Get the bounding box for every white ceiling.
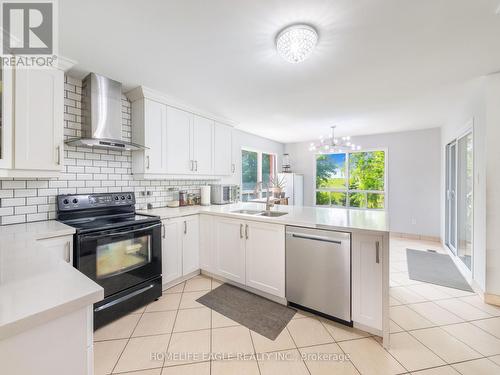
[60,0,500,143]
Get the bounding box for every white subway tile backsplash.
[3,215,26,224]
[0,190,14,198]
[0,207,14,216]
[15,205,37,215]
[26,181,49,189]
[14,189,37,198]
[0,76,218,225]
[2,198,26,207]
[2,181,26,189]
[48,180,68,188]
[27,197,48,205]
[27,213,48,222]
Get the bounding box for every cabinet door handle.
[146,155,150,169]
[240,223,243,239]
[65,241,71,263]
[184,220,187,234]
[162,223,166,239]
[56,145,61,165]
[245,224,249,240]
[189,160,193,171]
[375,241,380,264]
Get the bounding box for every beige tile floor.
[94,236,500,375]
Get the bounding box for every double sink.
[230,209,288,218]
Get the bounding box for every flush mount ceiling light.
[309,126,361,153]
[276,24,318,63]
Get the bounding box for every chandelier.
[309,126,361,153]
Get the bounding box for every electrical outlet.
[411,217,417,225]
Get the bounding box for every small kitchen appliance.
[210,184,240,205]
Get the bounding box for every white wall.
[221,129,284,186]
[285,128,442,237]
[485,74,500,296]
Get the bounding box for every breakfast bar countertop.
[140,202,390,233]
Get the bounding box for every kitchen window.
[315,150,386,210]
[241,149,277,201]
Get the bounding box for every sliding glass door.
[457,133,473,269]
[445,131,473,270]
[445,142,457,254]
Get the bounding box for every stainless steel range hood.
[66,73,146,151]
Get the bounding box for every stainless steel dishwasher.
[286,226,352,325]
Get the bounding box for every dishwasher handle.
[287,232,342,245]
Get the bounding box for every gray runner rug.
[406,249,473,292]
[196,283,296,340]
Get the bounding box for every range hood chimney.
[66,73,146,151]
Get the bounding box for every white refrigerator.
[278,173,304,206]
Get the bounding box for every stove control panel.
[57,192,136,211]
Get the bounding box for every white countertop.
[140,203,390,233]
[0,219,76,241]
[0,222,103,339]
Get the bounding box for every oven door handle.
[81,223,161,240]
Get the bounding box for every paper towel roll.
[200,186,211,206]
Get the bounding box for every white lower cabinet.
[0,306,93,375]
[214,216,246,284]
[199,214,214,273]
[161,219,183,284]
[245,221,285,297]
[352,233,383,331]
[182,215,200,275]
[161,215,200,285]
[211,216,285,298]
[37,235,73,264]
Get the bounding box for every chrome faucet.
[265,187,275,212]
[254,181,274,212]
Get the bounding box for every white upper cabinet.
[131,98,167,175]
[14,68,64,171]
[127,86,233,178]
[192,115,213,175]
[213,122,233,175]
[0,66,65,178]
[166,106,192,174]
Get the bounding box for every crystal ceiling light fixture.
[309,126,362,153]
[276,24,318,63]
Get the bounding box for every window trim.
[313,147,388,211]
[241,147,277,200]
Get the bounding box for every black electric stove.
[57,192,162,329]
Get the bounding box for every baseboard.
[484,293,500,307]
[162,270,201,291]
[201,269,287,305]
[390,232,441,242]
